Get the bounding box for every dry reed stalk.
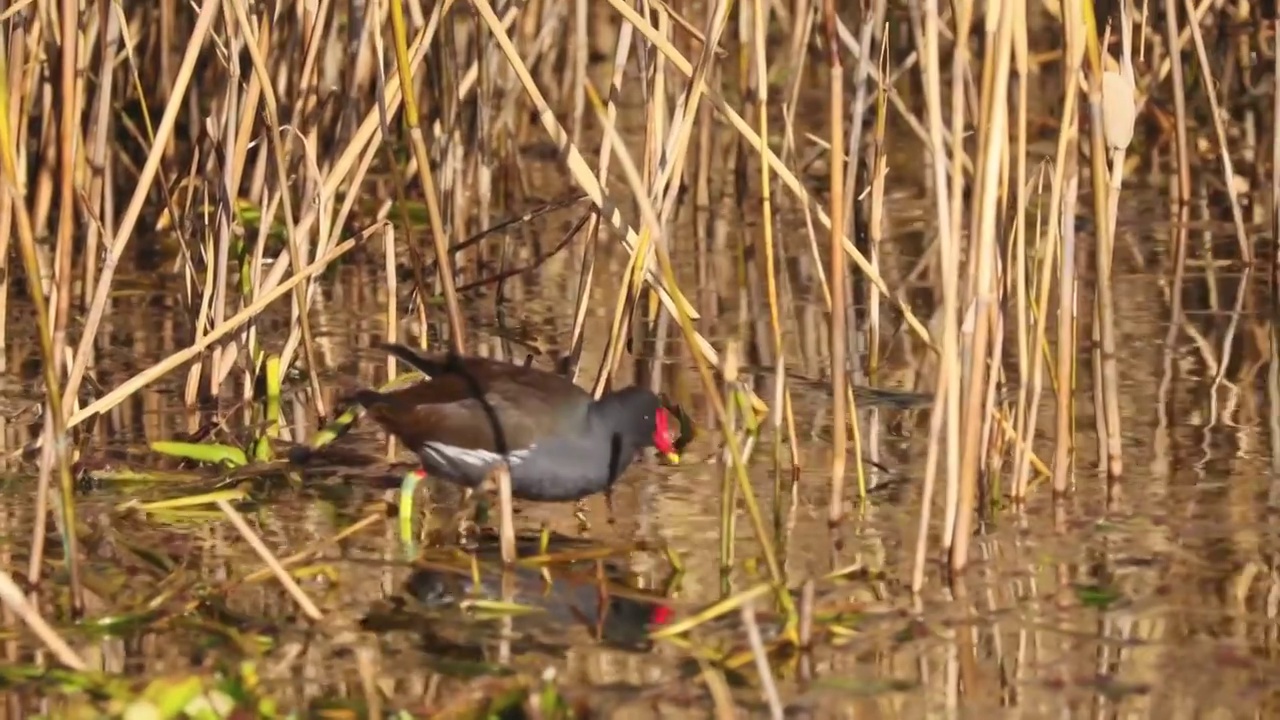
[215,499,323,621]
[0,19,25,369]
[60,0,221,419]
[829,19,977,176]
[0,570,86,670]
[1013,167,1054,500]
[1010,0,1033,500]
[583,76,795,626]
[750,0,800,478]
[254,7,434,308]
[741,600,784,719]
[908,0,957,591]
[834,8,875,508]
[601,0,933,347]
[1159,0,1192,413]
[52,0,76,394]
[0,35,82,611]
[355,644,383,720]
[68,233,365,430]
[1045,1,1086,498]
[1176,2,1253,415]
[720,342,741,572]
[210,57,237,405]
[1274,16,1280,320]
[698,658,739,720]
[950,0,1015,572]
[864,33,891,477]
[780,0,814,166]
[1178,0,1252,267]
[228,0,330,419]
[384,224,399,461]
[822,0,848,526]
[472,0,725,359]
[388,0,467,355]
[591,3,673,398]
[1080,0,1123,481]
[646,5,728,233]
[494,463,516,564]
[1055,171,1079,497]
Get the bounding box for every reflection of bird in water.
[404,562,671,652]
[367,536,675,653]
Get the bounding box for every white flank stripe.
[420,442,533,469]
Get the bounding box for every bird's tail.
[351,388,388,409]
[378,342,457,377]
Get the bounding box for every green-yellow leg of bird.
[455,489,481,546]
[539,524,551,554]
[574,499,590,535]
[399,468,426,557]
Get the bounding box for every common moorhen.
[399,552,674,651]
[354,343,681,503]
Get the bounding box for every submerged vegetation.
[0,0,1277,716]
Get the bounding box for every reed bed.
[0,0,1276,715]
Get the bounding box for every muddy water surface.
[2,179,1278,719]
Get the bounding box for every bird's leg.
[604,488,617,524]
[398,469,428,548]
[452,488,479,546]
[573,499,591,535]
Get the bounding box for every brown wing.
[362,354,591,453]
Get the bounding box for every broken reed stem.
[389,0,467,354]
[216,499,323,621]
[494,464,517,564]
[239,513,383,585]
[741,601,784,720]
[822,0,849,527]
[0,570,86,670]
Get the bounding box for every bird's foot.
[398,468,428,555]
[605,489,617,525]
[455,515,479,547]
[574,499,591,535]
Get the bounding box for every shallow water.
[3,160,1280,718]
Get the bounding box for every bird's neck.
[586,389,640,428]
